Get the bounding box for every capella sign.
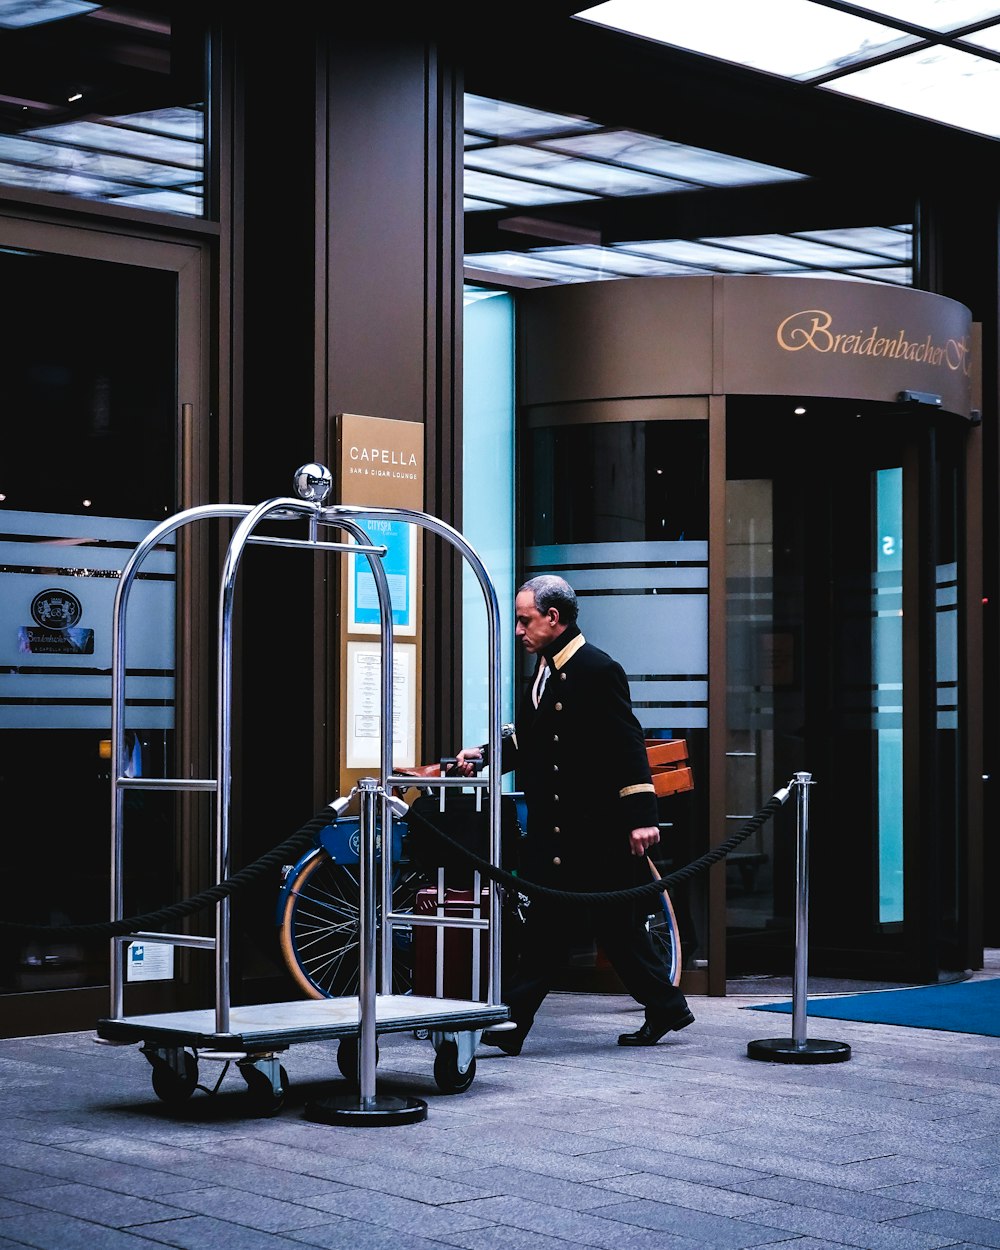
[776,308,970,374]
[347,443,418,480]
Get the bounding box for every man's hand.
[629,825,660,856]
[454,747,483,777]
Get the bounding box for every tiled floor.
[2,962,999,1249]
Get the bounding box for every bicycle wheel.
[647,886,683,988]
[279,851,425,998]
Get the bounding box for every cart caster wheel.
[337,1037,379,1084]
[433,1040,476,1094]
[150,1051,198,1104]
[243,1064,289,1116]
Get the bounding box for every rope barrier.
[0,809,330,940]
[404,791,788,905]
[0,791,788,941]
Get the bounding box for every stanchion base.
[303,1094,428,1126]
[747,1037,851,1064]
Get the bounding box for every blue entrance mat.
[746,977,1000,1037]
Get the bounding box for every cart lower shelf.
[95,995,510,1110]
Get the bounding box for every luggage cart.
[96,464,510,1122]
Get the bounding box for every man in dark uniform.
[456,574,694,1053]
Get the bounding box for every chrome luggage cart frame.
[96,466,509,1120]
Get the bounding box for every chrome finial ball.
[293,463,333,503]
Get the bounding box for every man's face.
[515,589,564,654]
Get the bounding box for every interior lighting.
[794,405,807,414]
[82,498,92,507]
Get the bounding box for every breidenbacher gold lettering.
[776,309,969,373]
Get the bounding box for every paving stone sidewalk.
[2,975,999,1250]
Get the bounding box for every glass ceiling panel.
[466,252,612,282]
[463,93,913,290]
[574,0,918,81]
[465,195,511,211]
[464,92,600,140]
[620,238,806,270]
[466,143,689,195]
[845,266,911,284]
[535,130,808,186]
[843,1,1000,33]
[791,226,912,260]
[464,168,599,206]
[961,24,1000,49]
[822,43,1000,137]
[702,232,894,266]
[534,245,706,276]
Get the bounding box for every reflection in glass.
[0,6,206,216]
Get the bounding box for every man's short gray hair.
[519,574,578,626]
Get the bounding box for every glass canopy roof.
[464,92,913,289]
[575,0,1000,137]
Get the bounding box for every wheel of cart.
[140,1044,290,1115]
[431,1031,477,1093]
[142,1044,200,1105]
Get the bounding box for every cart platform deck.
[97,995,509,1051]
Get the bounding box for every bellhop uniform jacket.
[501,625,658,897]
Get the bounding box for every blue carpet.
[746,977,1000,1037]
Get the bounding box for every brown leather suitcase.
[412,886,490,1000]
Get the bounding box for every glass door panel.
[0,228,204,1012]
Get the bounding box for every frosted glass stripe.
[527,540,707,565]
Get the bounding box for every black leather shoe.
[617,1008,695,1046]
[481,1028,524,1056]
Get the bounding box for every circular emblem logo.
[31,588,83,630]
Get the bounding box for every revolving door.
[516,273,981,990]
[724,396,979,982]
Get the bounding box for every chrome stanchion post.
[357,776,379,1106]
[791,771,811,1047]
[748,772,851,1065]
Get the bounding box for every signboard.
[519,275,975,419]
[334,413,424,781]
[345,640,417,767]
[348,516,417,635]
[126,940,174,982]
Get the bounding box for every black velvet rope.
[0,808,332,940]
[404,792,788,905]
[0,792,788,941]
